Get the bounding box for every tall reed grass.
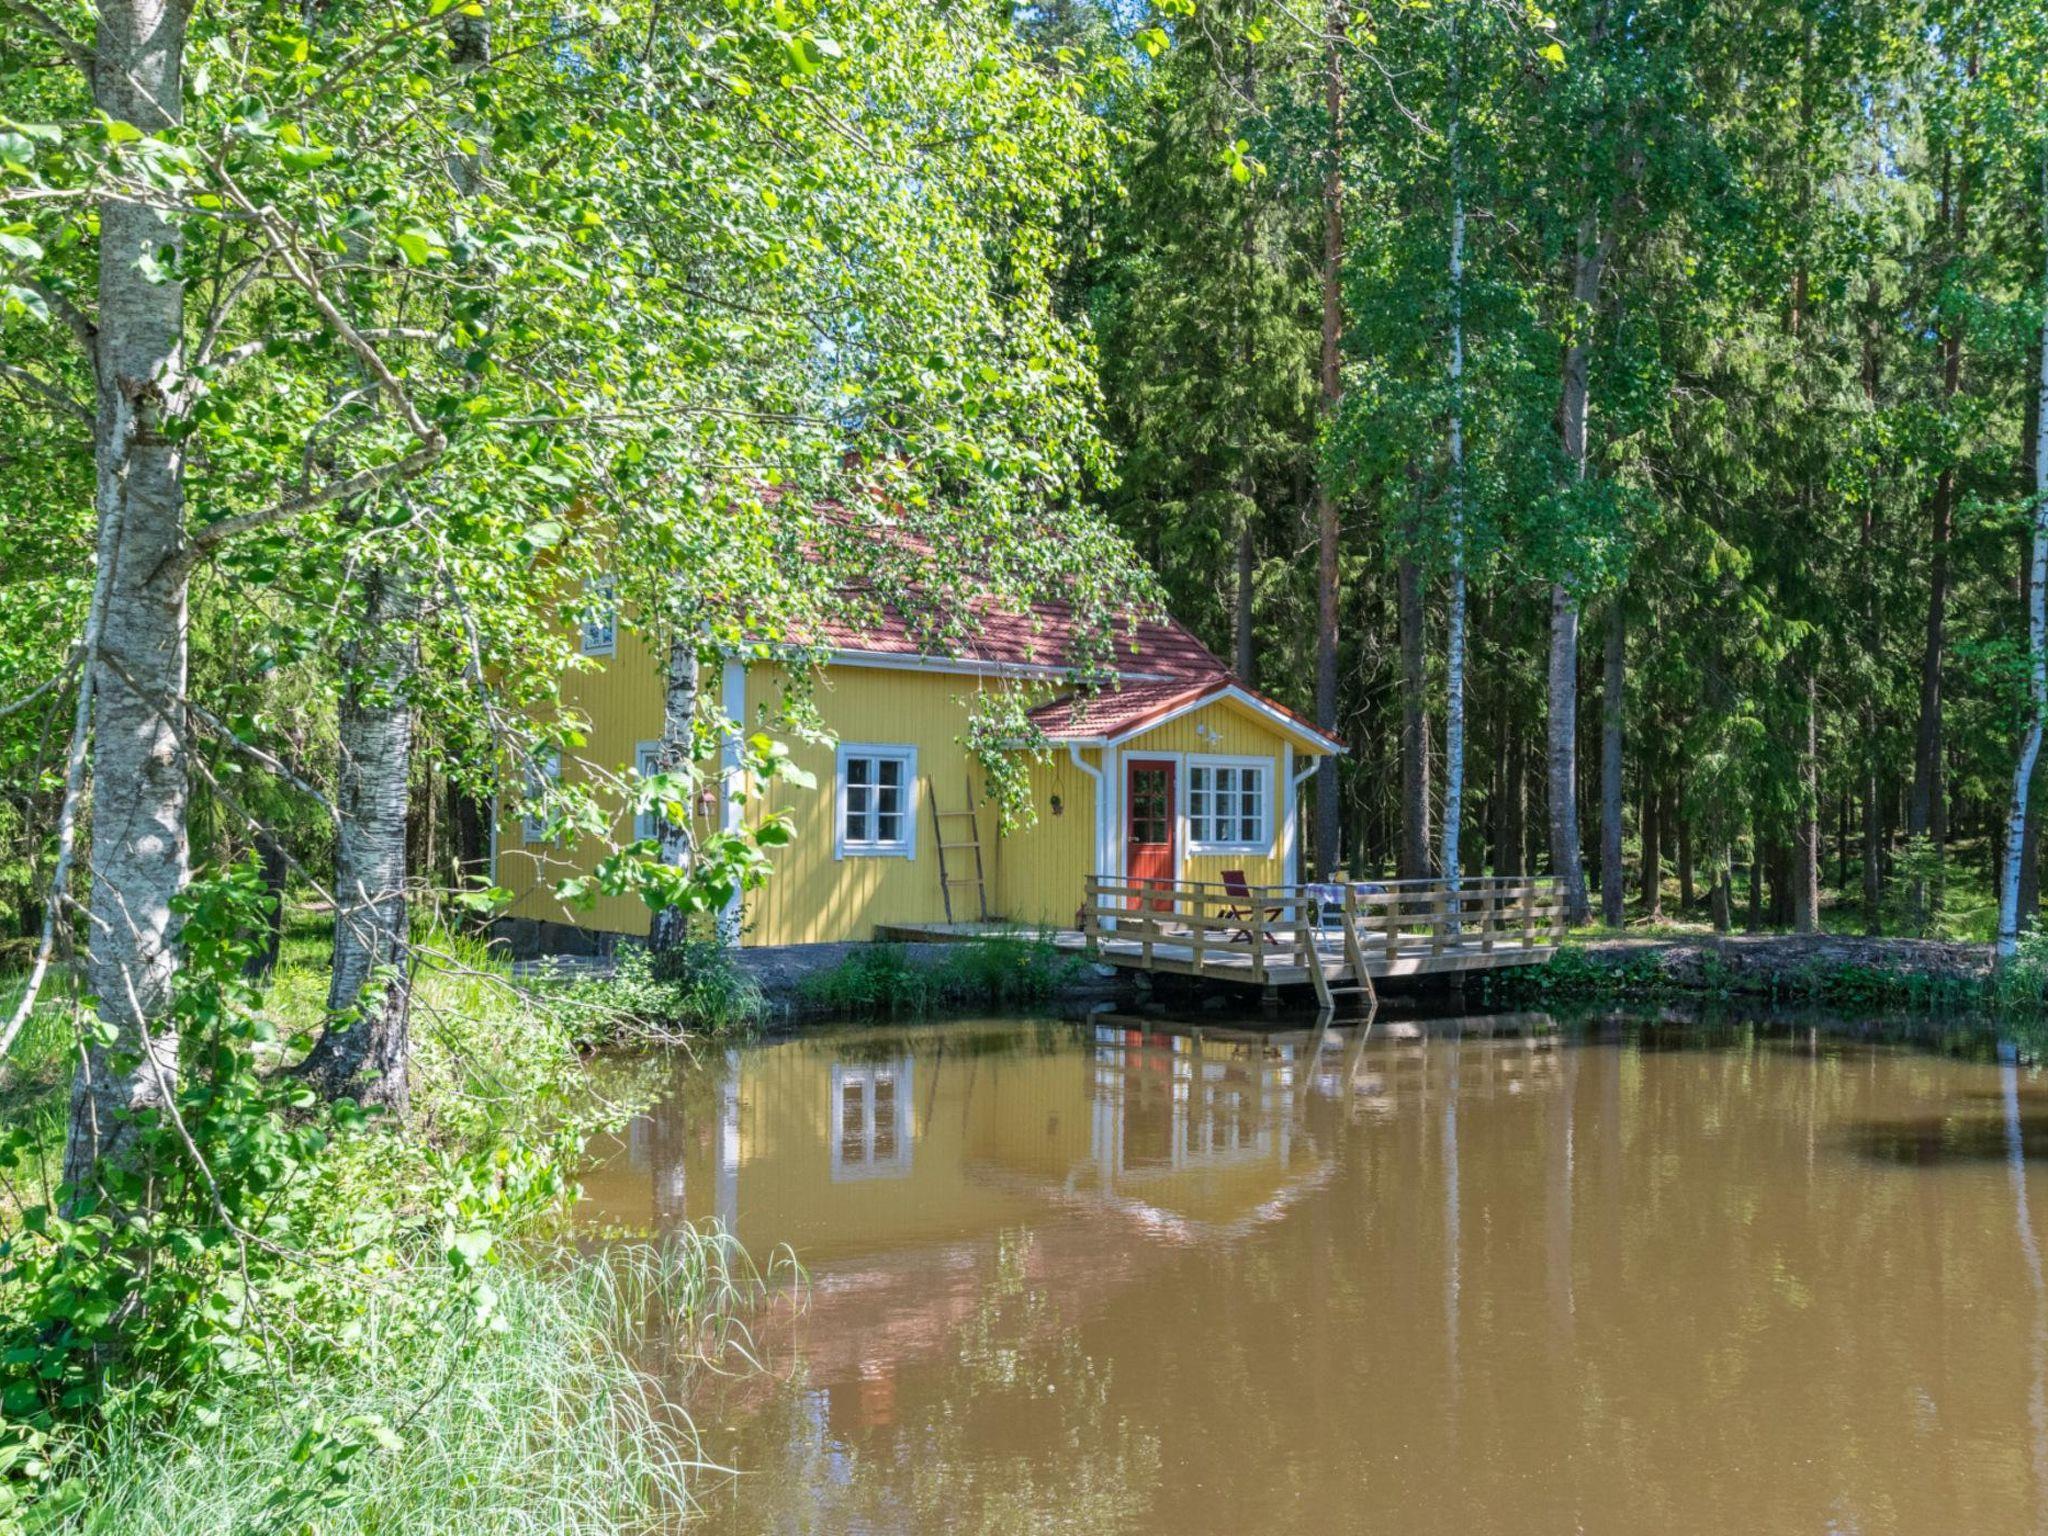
[58,1230,790,1536]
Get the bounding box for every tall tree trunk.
[1639,775,1662,921]
[1439,16,1468,902]
[1397,551,1432,879]
[1505,722,1528,878]
[1793,672,1821,933]
[1234,514,1256,685]
[64,0,195,1197]
[1547,205,1609,927]
[300,7,490,1110]
[1910,142,1968,918]
[1998,170,2048,961]
[2023,331,2047,935]
[1599,601,1625,926]
[1311,1,1346,877]
[1677,794,1695,911]
[298,569,417,1113]
[649,638,702,954]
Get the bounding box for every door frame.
[1123,755,1180,902]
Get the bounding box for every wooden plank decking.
[878,874,1564,1003]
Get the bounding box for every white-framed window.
[1187,756,1272,852]
[835,743,916,859]
[634,739,663,843]
[579,576,616,657]
[521,745,561,843]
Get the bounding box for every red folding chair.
[1219,869,1285,943]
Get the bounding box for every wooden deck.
[879,873,1564,1008]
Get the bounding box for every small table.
[1304,882,1348,932]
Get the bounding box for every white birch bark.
[1440,12,1468,899]
[1997,154,2048,962]
[63,0,194,1195]
[1547,206,1609,927]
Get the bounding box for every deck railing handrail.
[1078,871,1566,993]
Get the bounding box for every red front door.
[1125,758,1176,910]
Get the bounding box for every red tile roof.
[816,595,1226,681]
[1024,675,1343,752]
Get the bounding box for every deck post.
[1251,897,1267,984]
[1521,881,1536,947]
[1479,881,1497,954]
[1191,885,1207,975]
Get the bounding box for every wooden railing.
[1079,874,1566,982]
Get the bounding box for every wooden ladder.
[928,775,989,924]
[1321,886,1378,1013]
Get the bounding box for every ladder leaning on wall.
[927,775,989,925]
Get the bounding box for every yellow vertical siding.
[739,663,1023,945]
[989,747,1101,930]
[502,651,1328,946]
[498,621,665,938]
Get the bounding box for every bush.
[551,941,767,1042]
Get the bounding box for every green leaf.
[279,143,335,173]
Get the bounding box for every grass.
[2,902,789,1535]
[799,932,1083,1019]
[60,1233,787,1536]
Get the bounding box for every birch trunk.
[1438,22,1467,899]
[650,638,702,955]
[63,0,194,1197]
[1547,206,1608,927]
[302,8,489,1108]
[1599,601,1625,925]
[1310,0,1346,877]
[1997,168,2048,961]
[1397,551,1432,879]
[297,567,417,1113]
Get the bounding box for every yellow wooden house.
[495,588,1343,952]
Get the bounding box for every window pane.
[878,757,901,788]
[848,756,872,786]
[877,811,902,844]
[877,779,901,817]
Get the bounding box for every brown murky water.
[579,1013,2048,1535]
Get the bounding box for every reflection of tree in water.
[727,1225,1164,1534]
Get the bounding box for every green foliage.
[588,942,768,1039]
[963,691,1052,836]
[0,865,738,1530]
[800,937,1082,1020]
[31,1233,783,1536]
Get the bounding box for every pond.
[578,1010,2048,1534]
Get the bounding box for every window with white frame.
[1187,757,1272,851]
[521,746,561,843]
[634,740,663,843]
[579,577,616,657]
[836,744,916,858]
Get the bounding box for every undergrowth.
[0,864,781,1534]
[800,934,1082,1019]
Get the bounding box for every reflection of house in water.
[584,1015,1562,1261]
[832,1059,914,1181]
[583,1015,1566,1442]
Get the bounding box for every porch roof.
[1026,675,1343,755]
